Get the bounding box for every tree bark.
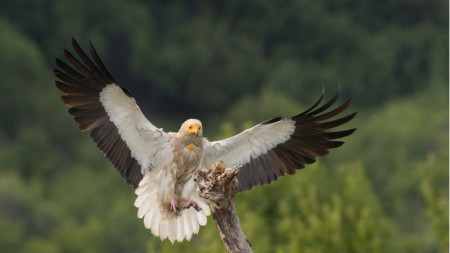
[193,162,253,253]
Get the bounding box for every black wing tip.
[55,80,66,90]
[343,128,357,136]
[120,86,133,98]
[346,112,357,121]
[88,40,95,50]
[318,112,357,130]
[294,86,349,119]
[62,48,72,57]
[311,87,355,118]
[59,38,116,84]
[86,39,115,82]
[71,37,78,46]
[55,57,65,67]
[261,117,283,125]
[294,89,324,118]
[322,128,357,140]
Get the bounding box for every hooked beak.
[188,124,201,136]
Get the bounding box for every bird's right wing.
[202,89,356,192]
[55,38,172,188]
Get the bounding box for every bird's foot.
[184,197,202,212]
[170,196,179,212]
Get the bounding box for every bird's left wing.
[202,89,356,192]
[55,38,172,188]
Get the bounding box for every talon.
[170,196,179,212]
[185,197,202,211]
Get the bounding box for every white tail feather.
[184,211,193,238]
[135,176,210,243]
[176,217,184,242]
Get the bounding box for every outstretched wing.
[202,88,356,191]
[55,38,171,188]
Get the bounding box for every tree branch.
[193,161,253,253]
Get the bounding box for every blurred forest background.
[0,0,448,252]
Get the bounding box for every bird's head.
[181,119,203,137]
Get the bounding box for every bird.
[55,38,356,243]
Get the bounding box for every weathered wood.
[193,162,253,253]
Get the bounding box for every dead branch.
[193,161,253,253]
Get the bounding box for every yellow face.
[187,124,202,136]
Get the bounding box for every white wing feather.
[100,84,172,173]
[202,119,296,168]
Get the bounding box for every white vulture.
[55,38,356,243]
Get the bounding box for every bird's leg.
[184,197,202,211]
[170,196,179,212]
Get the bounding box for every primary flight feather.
[55,38,356,243]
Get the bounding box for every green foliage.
[420,154,449,251]
[2,0,447,118]
[0,218,23,253]
[222,87,303,126]
[0,0,448,252]
[235,162,393,253]
[329,86,448,225]
[0,20,51,137]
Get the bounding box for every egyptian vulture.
[55,38,356,243]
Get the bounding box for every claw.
[185,197,202,211]
[170,196,179,212]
